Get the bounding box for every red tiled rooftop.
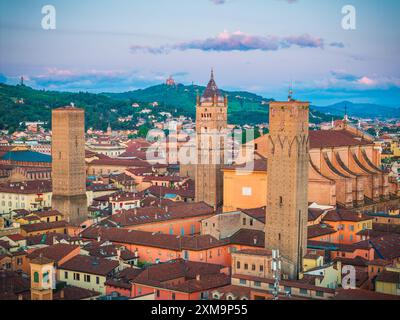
[229,229,264,247]
[307,224,337,239]
[20,220,68,233]
[59,255,119,276]
[27,243,79,264]
[234,248,272,256]
[53,286,100,300]
[240,207,266,223]
[322,210,372,222]
[133,259,227,293]
[81,226,229,251]
[309,130,373,149]
[101,201,213,228]
[5,234,26,242]
[34,210,63,218]
[89,158,151,167]
[0,180,52,194]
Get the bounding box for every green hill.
[0,83,134,132]
[0,82,338,133]
[104,83,272,124]
[104,83,337,125]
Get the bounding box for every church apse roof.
[309,130,374,149]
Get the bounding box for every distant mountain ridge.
[313,101,400,119]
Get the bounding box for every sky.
[0,0,399,106]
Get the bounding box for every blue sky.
[0,0,399,106]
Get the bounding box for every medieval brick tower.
[51,105,87,225]
[265,93,309,280]
[195,70,228,209]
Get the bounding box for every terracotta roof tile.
[133,259,227,292]
[101,202,213,228]
[307,224,336,239]
[309,130,373,149]
[323,210,372,222]
[27,244,79,264]
[53,286,100,300]
[59,255,119,276]
[20,220,68,233]
[81,226,228,251]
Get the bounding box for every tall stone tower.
[51,105,87,225]
[265,93,309,280]
[195,70,228,209]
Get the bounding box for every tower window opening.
[279,196,283,206]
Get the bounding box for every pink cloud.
[357,76,377,86]
[131,30,325,54]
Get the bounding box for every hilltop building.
[166,75,176,86]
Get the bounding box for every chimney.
[117,249,121,260]
[134,208,137,215]
[165,206,168,213]
[196,274,201,281]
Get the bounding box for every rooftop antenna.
[288,80,293,101]
[344,103,349,122]
[375,126,380,139]
[271,249,282,300]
